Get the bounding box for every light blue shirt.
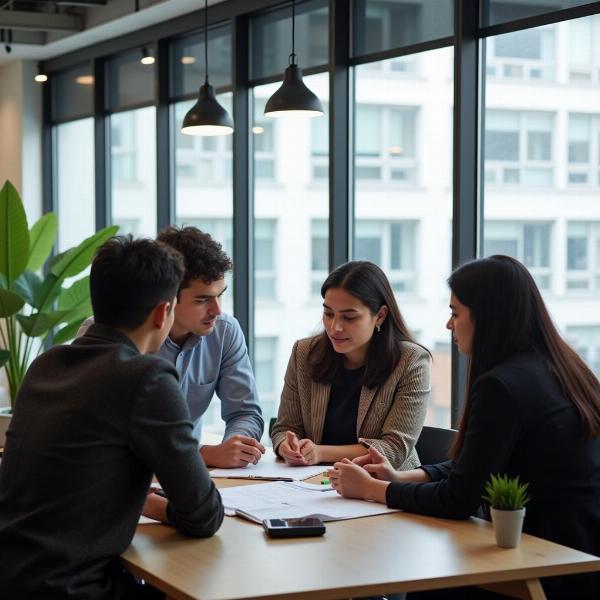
[157,313,263,442]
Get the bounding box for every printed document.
[210,448,327,481]
[219,481,400,523]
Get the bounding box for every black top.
[321,366,364,445]
[0,324,224,600]
[386,353,600,600]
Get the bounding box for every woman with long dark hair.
[271,261,430,468]
[329,255,600,599]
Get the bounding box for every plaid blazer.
[271,337,431,469]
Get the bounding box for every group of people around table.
[0,226,598,600]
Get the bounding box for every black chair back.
[415,425,457,466]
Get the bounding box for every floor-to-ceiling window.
[352,1,454,427]
[251,1,329,431]
[108,49,157,236]
[52,64,95,251]
[482,12,600,380]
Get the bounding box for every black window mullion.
[451,0,480,427]
[329,0,352,269]
[94,57,110,231]
[232,14,254,355]
[42,81,55,216]
[156,38,173,232]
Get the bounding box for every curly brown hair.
[157,226,232,289]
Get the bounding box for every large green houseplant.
[0,180,118,413]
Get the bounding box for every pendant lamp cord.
[204,0,209,84]
[289,0,296,65]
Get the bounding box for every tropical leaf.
[58,276,91,312]
[0,181,30,284]
[16,310,71,338]
[52,318,86,345]
[0,349,9,368]
[27,213,58,272]
[0,288,25,317]
[50,226,119,280]
[33,274,63,311]
[13,271,42,307]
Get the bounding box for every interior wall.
[0,60,42,224]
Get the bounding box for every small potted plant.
[482,473,530,548]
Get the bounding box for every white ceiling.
[0,0,228,65]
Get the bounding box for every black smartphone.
[262,517,326,538]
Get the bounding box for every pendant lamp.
[181,0,233,136]
[264,0,323,118]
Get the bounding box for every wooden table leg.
[479,578,546,600]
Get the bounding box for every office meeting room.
[1,0,600,599]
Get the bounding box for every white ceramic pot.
[0,406,11,449]
[490,507,526,548]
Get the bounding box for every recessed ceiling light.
[75,75,94,85]
[181,56,196,65]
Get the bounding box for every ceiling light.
[141,47,155,65]
[75,75,94,85]
[181,0,233,136]
[252,126,265,134]
[34,62,47,83]
[181,56,196,65]
[389,146,403,155]
[264,0,323,119]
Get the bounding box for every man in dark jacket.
[0,235,224,600]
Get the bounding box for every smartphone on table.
[262,516,326,538]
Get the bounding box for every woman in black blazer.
[329,255,600,600]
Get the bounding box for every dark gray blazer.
[0,324,224,600]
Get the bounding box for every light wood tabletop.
[122,477,600,600]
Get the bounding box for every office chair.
[415,425,457,466]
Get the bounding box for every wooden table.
[122,478,600,600]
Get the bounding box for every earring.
[376,324,381,333]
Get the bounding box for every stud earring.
[376,324,381,333]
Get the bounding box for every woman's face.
[323,287,387,368]
[446,293,475,355]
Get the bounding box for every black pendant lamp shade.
[264,63,323,117]
[182,82,234,136]
[181,0,233,136]
[264,0,323,119]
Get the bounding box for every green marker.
[321,478,330,485]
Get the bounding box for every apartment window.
[310,219,328,295]
[355,221,417,293]
[110,113,136,182]
[355,105,417,183]
[568,114,600,186]
[110,107,157,236]
[568,14,600,83]
[254,337,278,430]
[484,110,554,187]
[567,326,600,378]
[567,222,600,291]
[255,219,276,300]
[484,221,552,290]
[254,98,276,181]
[487,26,555,81]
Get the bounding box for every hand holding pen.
[279,431,309,466]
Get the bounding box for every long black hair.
[308,261,428,388]
[449,255,600,457]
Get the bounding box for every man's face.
[171,277,226,339]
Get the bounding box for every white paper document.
[210,448,327,481]
[219,481,400,523]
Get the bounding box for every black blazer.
[0,324,224,600]
[387,353,600,600]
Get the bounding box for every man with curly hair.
[155,226,265,468]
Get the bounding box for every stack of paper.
[219,481,400,523]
